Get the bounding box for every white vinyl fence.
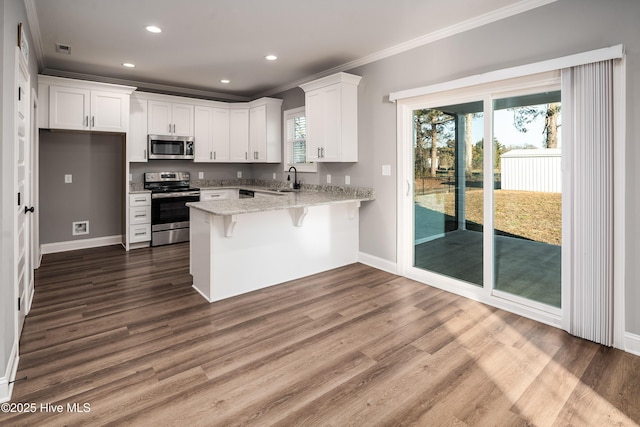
[500,148,561,193]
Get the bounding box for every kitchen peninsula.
[187,185,374,303]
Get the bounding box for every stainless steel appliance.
[144,172,200,246]
[148,135,195,159]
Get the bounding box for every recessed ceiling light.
[122,63,136,68]
[220,79,230,84]
[146,25,162,33]
[265,55,278,61]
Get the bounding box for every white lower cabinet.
[129,193,151,244]
[200,189,238,201]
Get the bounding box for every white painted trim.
[0,342,19,403]
[283,107,317,173]
[625,333,640,357]
[389,45,624,102]
[612,56,626,349]
[24,0,45,70]
[40,235,123,254]
[258,0,558,98]
[358,252,398,275]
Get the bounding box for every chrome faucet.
[287,166,301,189]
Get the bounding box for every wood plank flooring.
[3,243,640,426]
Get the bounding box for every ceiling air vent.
[55,43,71,54]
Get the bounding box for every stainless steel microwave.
[148,135,195,160]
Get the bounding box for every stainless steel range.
[144,172,200,246]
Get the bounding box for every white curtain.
[563,60,614,346]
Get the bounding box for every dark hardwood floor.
[3,243,639,426]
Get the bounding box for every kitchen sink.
[268,188,297,193]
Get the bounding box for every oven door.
[151,192,200,231]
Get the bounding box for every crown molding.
[256,0,558,98]
[40,68,251,102]
[24,0,45,70]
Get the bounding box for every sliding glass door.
[492,91,562,308]
[405,75,563,316]
[412,101,484,286]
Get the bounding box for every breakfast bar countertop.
[187,185,374,216]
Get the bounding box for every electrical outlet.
[129,173,133,182]
[345,175,351,185]
[382,165,392,176]
[326,174,332,184]
[273,172,277,180]
[198,172,204,179]
[237,171,242,178]
[64,174,72,183]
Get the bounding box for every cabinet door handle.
[143,149,147,160]
[245,152,248,160]
[317,147,320,158]
[321,147,325,158]
[168,124,172,133]
[91,116,95,127]
[85,116,89,127]
[173,124,176,133]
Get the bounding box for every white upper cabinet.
[248,98,283,163]
[229,107,250,162]
[129,96,148,162]
[40,76,135,132]
[300,72,361,162]
[212,108,231,162]
[48,86,89,130]
[127,90,281,164]
[194,106,231,163]
[148,100,194,136]
[194,106,213,162]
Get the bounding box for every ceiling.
[26,0,550,101]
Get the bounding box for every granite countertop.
[187,192,372,216]
[187,185,374,216]
[129,179,374,215]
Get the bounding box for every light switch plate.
[326,174,332,184]
[345,175,350,185]
[273,172,277,180]
[237,171,242,178]
[382,165,392,176]
[64,174,72,183]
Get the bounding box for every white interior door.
[15,47,31,334]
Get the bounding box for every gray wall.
[39,131,124,244]
[1,0,39,391]
[260,0,640,335]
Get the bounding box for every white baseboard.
[624,332,640,357]
[40,235,123,254]
[358,252,398,275]
[0,342,19,403]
